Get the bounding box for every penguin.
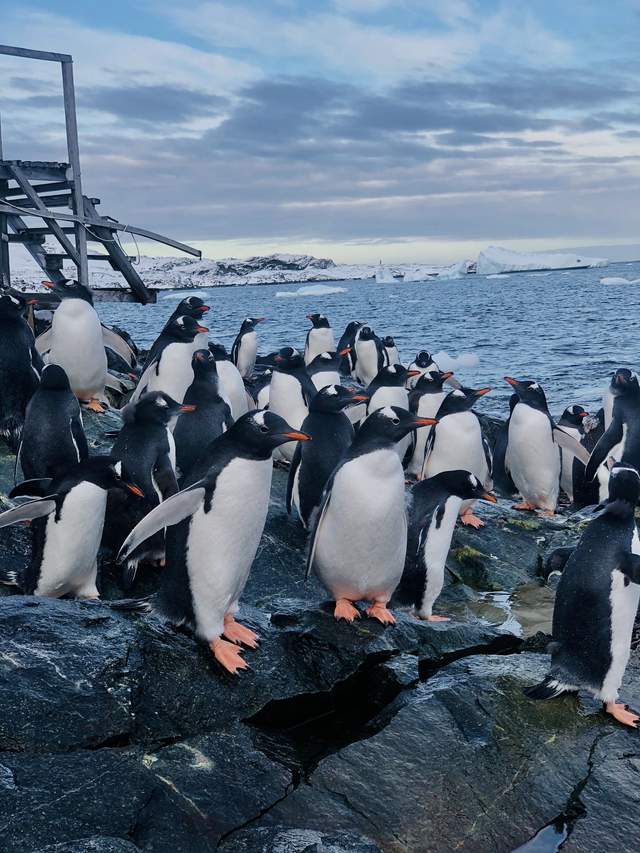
[174,350,233,482]
[117,410,310,674]
[585,369,640,488]
[307,351,343,392]
[0,289,42,447]
[557,405,589,501]
[19,364,88,480]
[0,457,143,599]
[382,335,400,366]
[286,385,367,528]
[107,392,187,578]
[165,295,210,350]
[133,315,208,405]
[101,324,138,372]
[365,364,420,461]
[423,386,493,527]
[336,320,363,376]
[524,463,640,728]
[231,316,265,379]
[245,368,272,410]
[209,343,250,420]
[306,406,437,624]
[354,326,385,386]
[491,393,518,498]
[304,314,335,365]
[396,471,497,621]
[40,279,108,413]
[406,370,453,479]
[504,377,590,516]
[269,347,317,463]
[407,351,439,389]
[572,409,605,508]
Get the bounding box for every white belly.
[147,343,194,405]
[355,340,379,386]
[217,361,248,419]
[505,405,560,510]
[305,328,335,364]
[407,392,445,478]
[418,496,461,618]
[236,332,257,378]
[49,301,107,397]
[314,449,406,601]
[367,387,410,458]
[312,369,340,392]
[269,372,308,462]
[36,482,106,597]
[424,413,488,483]
[257,383,270,409]
[187,457,272,641]
[559,425,581,500]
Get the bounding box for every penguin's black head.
[0,289,34,318]
[39,364,71,392]
[308,351,340,374]
[209,341,230,361]
[358,325,375,341]
[337,320,363,351]
[42,278,93,305]
[81,457,145,497]
[307,313,330,329]
[369,364,418,390]
[310,384,368,413]
[230,410,311,455]
[382,336,395,348]
[504,377,548,410]
[124,391,191,426]
[171,295,210,320]
[413,351,434,369]
[358,405,438,445]
[610,368,640,397]
[607,463,640,508]
[273,346,305,371]
[559,404,589,429]
[192,348,218,380]
[165,314,208,342]
[240,316,265,332]
[437,386,491,416]
[414,370,454,393]
[427,470,498,503]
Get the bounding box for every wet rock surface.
[0,412,636,851]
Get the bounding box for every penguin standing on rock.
[304,314,335,365]
[41,279,108,413]
[231,317,265,378]
[269,347,317,463]
[287,385,367,528]
[117,411,310,674]
[572,410,605,508]
[396,471,497,621]
[19,364,88,480]
[0,290,42,447]
[406,370,453,479]
[354,326,385,386]
[557,405,589,501]
[525,463,640,728]
[585,369,640,485]
[423,387,493,527]
[133,316,208,405]
[0,458,143,598]
[306,406,437,624]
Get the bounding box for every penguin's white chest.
[269,372,308,462]
[36,482,107,597]
[217,361,248,420]
[49,301,107,397]
[559,425,581,499]
[236,331,258,378]
[306,328,335,363]
[356,340,379,385]
[367,387,410,458]
[147,342,194,404]
[418,496,462,617]
[187,456,272,641]
[424,412,487,482]
[506,405,560,509]
[311,368,340,392]
[314,449,407,601]
[407,392,444,478]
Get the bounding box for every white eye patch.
[468,474,480,488]
[530,382,540,390]
[325,385,338,396]
[156,397,168,407]
[253,411,267,426]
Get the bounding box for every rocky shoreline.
[0,411,638,852]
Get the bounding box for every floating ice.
[486,274,510,279]
[477,246,608,275]
[162,290,209,300]
[275,284,347,298]
[600,276,640,285]
[433,350,480,372]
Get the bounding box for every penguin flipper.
[553,427,590,466]
[286,442,302,514]
[482,432,493,477]
[35,327,52,355]
[524,676,569,701]
[71,416,89,462]
[585,419,623,481]
[620,552,640,584]
[130,358,159,403]
[230,333,241,367]
[9,478,54,499]
[118,485,206,563]
[102,325,136,367]
[0,496,56,528]
[153,453,180,499]
[305,471,337,580]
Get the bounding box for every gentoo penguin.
[133,315,208,405]
[174,350,233,482]
[572,410,605,508]
[307,351,343,392]
[117,411,310,674]
[354,326,385,387]
[269,347,317,463]
[306,406,437,624]
[19,364,88,480]
[396,471,497,621]
[585,369,640,487]
[558,405,589,501]
[365,364,420,461]
[166,295,210,350]
[336,320,363,376]
[407,351,439,389]
[525,463,640,728]
[287,385,367,529]
[491,393,518,498]
[245,368,272,410]
[304,314,335,365]
[209,343,250,420]
[0,290,42,447]
[41,279,108,413]
[107,392,186,578]
[423,387,493,527]
[0,457,142,598]
[231,316,265,378]
[406,370,453,479]
[382,335,400,366]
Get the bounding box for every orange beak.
[350,393,369,402]
[196,325,209,334]
[473,388,491,397]
[41,280,54,290]
[482,492,498,503]
[406,370,421,378]
[27,298,38,305]
[197,305,209,313]
[338,346,351,356]
[579,411,589,418]
[180,404,197,412]
[255,317,266,323]
[504,376,518,387]
[282,431,311,441]
[126,483,145,498]
[413,417,439,426]
[441,371,454,380]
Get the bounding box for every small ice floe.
[162,290,209,300]
[486,274,510,279]
[275,284,347,298]
[433,351,480,372]
[600,276,640,285]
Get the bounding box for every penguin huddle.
[1,287,640,731]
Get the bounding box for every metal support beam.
[0,114,9,288]
[60,60,88,287]
[5,213,67,284]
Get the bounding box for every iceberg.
[432,351,480,372]
[477,246,608,276]
[600,276,640,285]
[375,264,404,283]
[275,284,348,298]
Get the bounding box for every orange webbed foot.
[512,501,536,511]
[223,615,259,649]
[605,702,639,728]
[537,509,555,518]
[84,398,106,413]
[460,512,485,529]
[366,602,396,625]
[210,638,249,674]
[425,614,451,622]
[334,598,360,622]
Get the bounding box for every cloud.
[79,85,228,126]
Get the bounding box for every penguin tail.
[523,676,568,701]
[0,417,23,451]
[108,595,154,614]
[0,567,21,589]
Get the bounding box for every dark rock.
[221,827,383,852]
[34,839,140,853]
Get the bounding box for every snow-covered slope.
[477,246,608,275]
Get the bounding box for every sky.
[1,0,640,265]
